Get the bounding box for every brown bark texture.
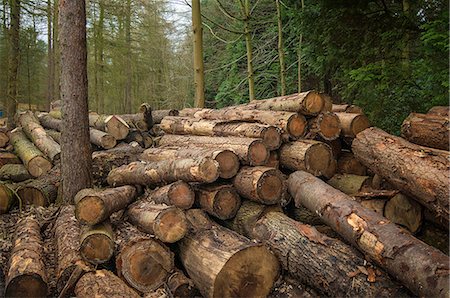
[152,109,179,124]
[75,270,139,298]
[335,112,370,138]
[0,164,31,182]
[332,104,363,114]
[428,106,449,116]
[401,112,449,150]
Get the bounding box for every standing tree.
[7,0,20,127]
[47,0,53,111]
[238,0,255,101]
[192,0,205,108]
[59,0,92,203]
[275,0,286,95]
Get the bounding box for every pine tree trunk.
[79,221,115,265]
[47,0,54,111]
[275,0,286,95]
[194,184,241,220]
[146,181,195,210]
[240,0,255,101]
[401,112,449,150]
[75,270,139,298]
[6,0,20,128]
[192,0,205,108]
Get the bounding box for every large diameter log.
[80,221,115,265]
[327,174,372,195]
[127,200,188,243]
[179,209,280,298]
[37,112,61,130]
[337,150,367,175]
[401,112,449,150]
[141,146,239,179]
[107,158,219,187]
[9,128,52,177]
[17,111,61,161]
[75,270,139,298]
[75,185,138,225]
[306,112,341,141]
[89,113,130,140]
[5,217,47,297]
[352,127,450,226]
[159,134,269,166]
[279,140,333,176]
[0,164,31,182]
[148,181,195,209]
[167,270,199,298]
[115,221,174,293]
[233,166,284,205]
[194,184,241,220]
[288,171,450,297]
[160,117,282,150]
[55,206,90,295]
[152,109,179,124]
[332,104,363,114]
[428,106,449,116]
[335,112,370,137]
[0,152,21,167]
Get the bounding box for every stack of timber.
[1,97,449,298]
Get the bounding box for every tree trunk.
[47,0,53,111]
[335,112,370,138]
[160,117,282,150]
[352,127,449,226]
[306,112,341,140]
[275,0,286,95]
[9,128,52,177]
[167,270,199,298]
[332,104,363,114]
[124,0,132,113]
[79,221,115,265]
[182,108,306,139]
[17,111,61,161]
[428,106,449,117]
[193,184,241,220]
[146,181,195,210]
[401,112,449,150]
[75,185,138,225]
[288,170,450,297]
[97,0,105,113]
[53,0,60,101]
[192,0,205,108]
[233,166,284,205]
[75,270,139,298]
[89,113,130,140]
[0,164,31,182]
[115,221,174,293]
[127,200,188,243]
[178,209,280,298]
[152,109,179,124]
[239,0,255,101]
[6,0,20,128]
[279,140,333,176]
[5,217,47,297]
[141,146,240,179]
[159,134,269,166]
[59,0,92,203]
[337,150,367,175]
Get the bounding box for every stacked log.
[75,270,139,298]
[401,112,449,150]
[89,113,130,140]
[152,109,179,124]
[194,183,241,220]
[146,181,195,209]
[79,222,115,265]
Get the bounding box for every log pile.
[1,96,448,298]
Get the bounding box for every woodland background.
[0,0,448,134]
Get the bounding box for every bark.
[275,0,286,95]
[59,0,92,203]
[0,183,17,214]
[192,0,205,107]
[194,184,241,220]
[141,146,240,179]
[16,167,59,207]
[306,112,341,141]
[107,158,219,187]
[5,217,47,297]
[146,181,195,210]
[167,269,199,298]
[124,130,153,149]
[331,104,363,114]
[55,205,90,296]
[7,0,19,128]
[233,166,284,205]
[45,129,61,143]
[337,150,367,175]
[327,174,372,195]
[89,113,130,140]
[75,270,139,298]
[115,221,174,293]
[47,0,54,110]
[335,112,370,138]
[160,117,282,150]
[288,171,450,297]
[127,200,188,243]
[75,185,138,225]
[401,112,449,150]
[279,140,333,176]
[178,209,280,298]
[9,128,52,177]
[352,127,449,227]
[0,164,31,182]
[0,130,9,147]
[320,93,333,112]
[0,152,20,167]
[119,104,153,131]
[180,108,306,139]
[384,193,423,234]
[428,106,449,117]
[90,128,116,149]
[159,134,269,166]
[241,0,255,101]
[152,109,179,124]
[124,0,132,114]
[79,221,115,265]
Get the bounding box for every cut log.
[233,166,284,205]
[289,205,323,226]
[0,152,21,167]
[332,104,363,114]
[152,109,179,124]
[401,112,449,150]
[115,221,174,293]
[352,127,450,227]
[45,129,61,143]
[250,211,409,297]
[0,183,17,214]
[127,200,188,243]
[16,173,59,207]
[89,113,130,140]
[55,205,90,295]
[144,286,171,298]
[147,181,195,210]
[9,128,52,177]
[428,106,449,116]
[160,116,282,150]
[5,217,47,297]
[141,146,240,179]
[279,140,333,176]
[288,170,450,297]
[182,108,307,139]
[159,134,269,166]
[320,93,333,112]
[0,164,31,182]
[90,128,116,149]
[0,130,9,148]
[178,209,280,298]
[17,111,61,161]
[75,270,139,298]
[306,112,341,141]
[335,112,370,138]
[337,150,367,175]
[167,269,199,298]
[75,185,138,225]
[49,109,62,119]
[384,193,423,234]
[266,150,279,168]
[125,130,153,148]
[107,158,219,187]
[327,174,372,195]
[119,104,153,130]
[80,221,115,265]
[37,112,61,130]
[194,184,241,220]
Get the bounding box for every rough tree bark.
[192,0,205,108]
[152,109,179,124]
[0,164,31,182]
[7,0,20,128]
[401,112,449,150]
[89,113,130,140]
[75,270,139,298]
[428,106,449,117]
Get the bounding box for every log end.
[5,274,47,297]
[248,141,269,166]
[215,150,240,179]
[105,115,130,140]
[319,112,341,140]
[305,143,333,176]
[262,127,282,150]
[76,196,105,225]
[213,188,241,220]
[0,185,14,214]
[351,114,370,137]
[287,114,307,138]
[168,181,195,209]
[257,170,283,205]
[304,91,325,115]
[80,233,115,264]
[28,156,52,178]
[199,158,220,183]
[154,207,188,243]
[17,187,49,207]
[101,134,117,149]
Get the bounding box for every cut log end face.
[80,234,114,264]
[305,143,333,176]
[258,172,283,204]
[5,274,47,297]
[248,142,269,166]
[154,207,188,243]
[0,186,13,214]
[304,92,325,115]
[351,115,370,137]
[213,245,279,298]
[28,156,52,178]
[262,127,282,150]
[199,159,221,183]
[169,182,195,209]
[76,196,104,225]
[101,134,117,149]
[106,116,130,140]
[18,187,48,207]
[319,113,341,140]
[215,150,240,179]
[287,115,307,138]
[213,188,241,220]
